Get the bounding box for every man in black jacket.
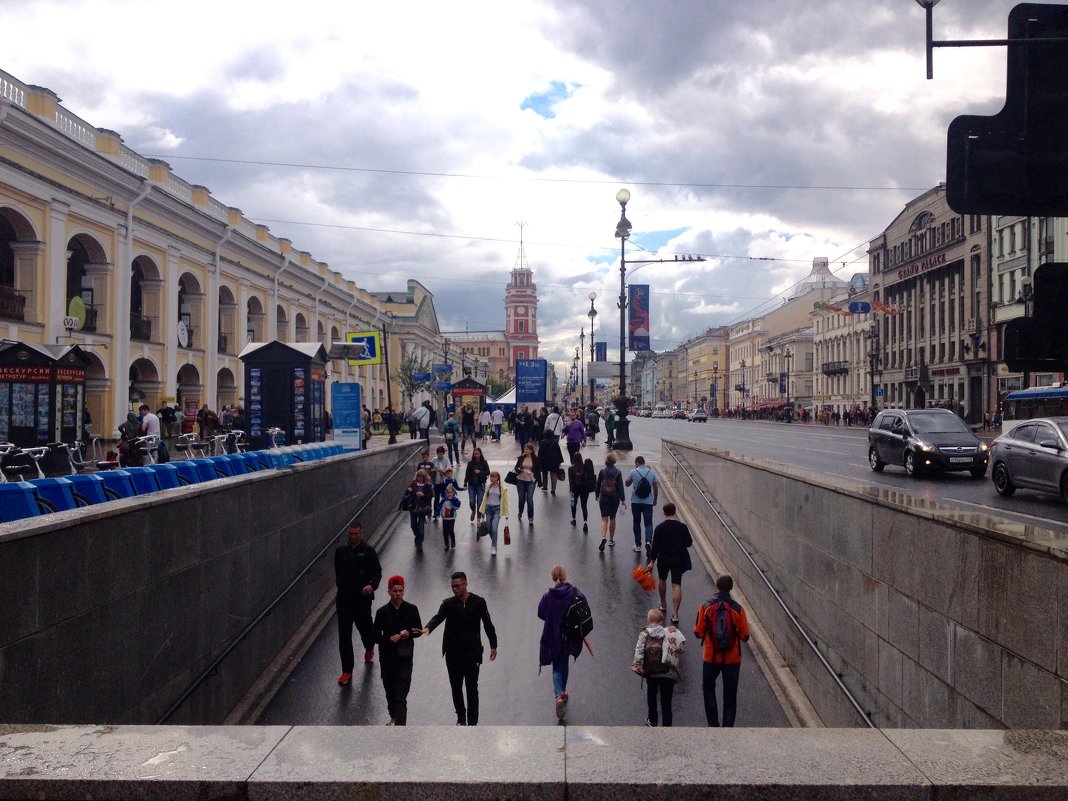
[334,520,382,686]
[373,575,422,726]
[423,571,498,725]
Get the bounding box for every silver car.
[989,417,1068,501]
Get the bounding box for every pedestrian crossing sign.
[345,331,382,366]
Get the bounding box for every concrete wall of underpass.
[662,439,1068,730]
[0,443,420,725]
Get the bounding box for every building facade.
[867,185,989,423]
[0,69,445,436]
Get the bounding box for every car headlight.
[979,442,989,452]
[915,440,934,452]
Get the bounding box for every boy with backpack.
[694,574,750,727]
[630,608,686,727]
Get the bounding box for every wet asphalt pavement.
[260,426,791,728]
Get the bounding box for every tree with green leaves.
[485,375,510,400]
[394,350,433,407]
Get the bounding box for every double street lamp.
[611,188,704,447]
[588,291,597,407]
[579,328,586,406]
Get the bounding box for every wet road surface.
[260,429,792,728]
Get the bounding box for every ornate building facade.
[0,68,447,435]
[867,185,989,423]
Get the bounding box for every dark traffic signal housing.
[946,4,1068,216]
[1002,262,1068,373]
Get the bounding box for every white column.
[45,201,70,344]
[164,246,180,400]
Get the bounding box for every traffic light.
[1001,262,1068,372]
[946,4,1068,215]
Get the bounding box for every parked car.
[867,408,988,478]
[673,408,687,419]
[989,417,1068,501]
[689,408,708,422]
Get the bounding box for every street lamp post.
[712,363,719,415]
[579,330,585,407]
[384,311,397,444]
[740,358,747,418]
[441,339,451,427]
[588,291,597,407]
[867,323,882,412]
[1018,275,1034,389]
[613,188,634,450]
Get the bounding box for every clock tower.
[505,224,539,366]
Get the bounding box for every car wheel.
[992,462,1015,497]
[904,451,920,477]
[969,466,987,479]
[868,446,885,473]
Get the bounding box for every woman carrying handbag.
[477,470,510,557]
[513,442,539,526]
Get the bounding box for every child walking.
[630,608,686,726]
[437,484,462,551]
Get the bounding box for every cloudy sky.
[4,0,1023,379]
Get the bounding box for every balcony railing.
[130,313,152,342]
[821,361,849,376]
[0,284,27,321]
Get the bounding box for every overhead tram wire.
[148,153,930,194]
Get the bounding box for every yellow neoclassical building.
[0,69,450,439]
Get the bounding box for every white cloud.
[1,0,1027,370]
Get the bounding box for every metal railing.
[664,442,875,728]
[0,284,27,321]
[157,446,419,723]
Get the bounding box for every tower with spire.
[504,222,539,364]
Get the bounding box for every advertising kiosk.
[239,341,328,449]
[0,342,92,447]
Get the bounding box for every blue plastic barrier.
[207,456,235,478]
[253,450,274,470]
[171,461,204,485]
[123,467,161,495]
[219,454,247,475]
[29,477,78,512]
[67,473,109,505]
[236,453,261,472]
[147,463,182,490]
[186,459,218,483]
[0,481,43,522]
[97,469,137,500]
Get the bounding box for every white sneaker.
[491,547,497,556]
[632,545,641,552]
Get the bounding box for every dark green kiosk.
[239,341,329,450]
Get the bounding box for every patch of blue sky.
[519,81,576,119]
[628,227,690,254]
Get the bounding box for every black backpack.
[704,598,738,654]
[642,632,670,676]
[564,589,593,641]
[634,468,652,499]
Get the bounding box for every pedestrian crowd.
[333,400,753,727]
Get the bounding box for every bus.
[1000,385,1068,432]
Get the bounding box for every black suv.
[868,408,988,478]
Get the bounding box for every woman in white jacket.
[630,607,685,726]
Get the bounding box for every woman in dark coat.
[536,429,565,494]
[537,563,586,721]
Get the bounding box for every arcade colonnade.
[0,70,443,437]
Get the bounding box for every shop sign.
[0,366,51,381]
[894,251,947,283]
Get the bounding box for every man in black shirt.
[373,575,422,726]
[646,503,694,626]
[423,571,498,725]
[334,520,382,686]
